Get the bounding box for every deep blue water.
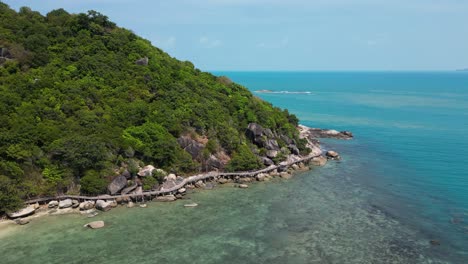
[215,71,468,261]
[1,71,467,263]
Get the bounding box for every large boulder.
[137,165,155,177]
[84,221,105,229]
[79,201,95,211]
[177,136,204,159]
[7,205,36,219]
[262,157,274,166]
[121,169,131,179]
[95,200,112,211]
[108,175,128,195]
[48,200,59,208]
[264,139,280,150]
[266,150,279,159]
[326,150,340,159]
[246,123,265,141]
[288,144,300,155]
[58,199,73,209]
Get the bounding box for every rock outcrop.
[177,136,204,159]
[135,57,148,66]
[108,175,128,195]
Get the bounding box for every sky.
[3,0,468,71]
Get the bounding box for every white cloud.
[199,37,222,48]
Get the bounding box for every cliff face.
[0,4,308,212]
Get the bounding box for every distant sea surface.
[1,71,467,263]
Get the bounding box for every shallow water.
[0,161,446,263]
[1,71,467,263]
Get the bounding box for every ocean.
[1,71,467,263]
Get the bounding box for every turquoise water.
[1,72,467,263]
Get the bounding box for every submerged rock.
[14,218,30,225]
[238,184,249,189]
[155,195,177,202]
[280,172,292,179]
[84,221,105,229]
[184,203,198,207]
[310,156,327,166]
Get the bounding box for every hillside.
[0,3,309,213]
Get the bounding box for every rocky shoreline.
[1,125,352,227]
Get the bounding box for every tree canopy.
[0,3,306,213]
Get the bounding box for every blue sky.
[3,0,468,71]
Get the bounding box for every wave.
[255,90,313,94]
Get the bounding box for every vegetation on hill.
[0,3,308,214]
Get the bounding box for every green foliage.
[226,144,263,172]
[142,175,157,191]
[79,170,107,195]
[0,175,23,214]
[0,4,304,202]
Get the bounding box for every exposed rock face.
[288,144,300,155]
[127,201,135,208]
[177,136,204,159]
[266,150,278,159]
[155,195,177,202]
[7,206,36,219]
[59,199,73,209]
[48,200,59,208]
[218,178,228,184]
[137,165,155,177]
[256,173,266,181]
[85,221,105,229]
[121,182,138,195]
[121,169,131,179]
[167,174,177,181]
[246,123,265,143]
[95,200,112,211]
[261,157,274,166]
[205,154,224,171]
[72,200,79,208]
[135,57,148,66]
[161,178,177,190]
[178,188,186,193]
[264,139,280,150]
[79,201,95,211]
[108,175,128,195]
